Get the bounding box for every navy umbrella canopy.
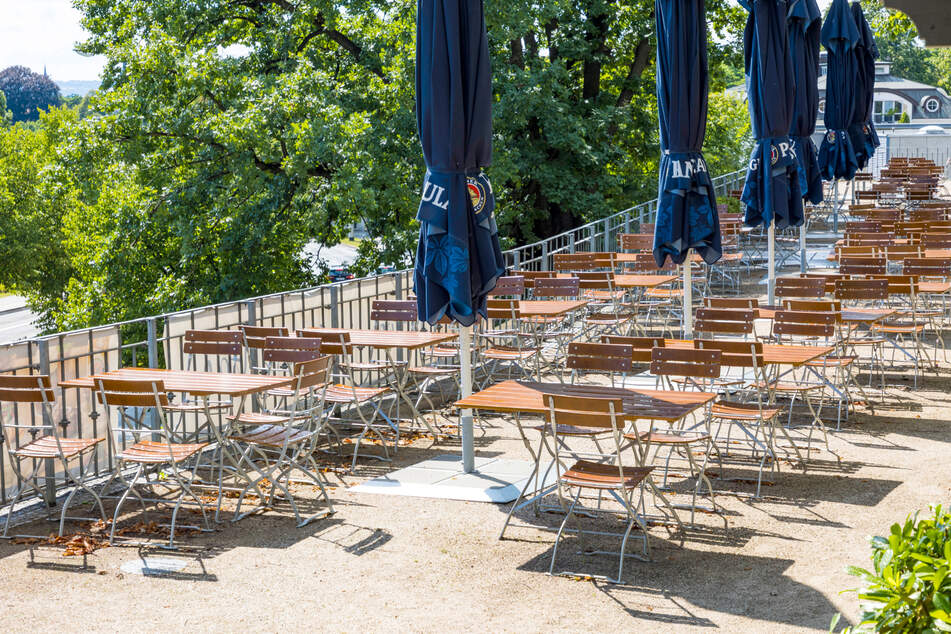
[788,0,823,205]
[849,1,880,169]
[652,0,721,268]
[817,0,860,181]
[740,0,803,231]
[414,0,504,326]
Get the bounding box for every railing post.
[568,233,576,254]
[36,339,56,505]
[395,273,403,300]
[511,249,520,271]
[624,211,631,234]
[588,225,595,251]
[603,219,610,251]
[146,317,161,432]
[541,241,549,271]
[330,285,340,328]
[244,300,257,373]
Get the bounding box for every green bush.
[717,196,742,217]
[836,506,951,632]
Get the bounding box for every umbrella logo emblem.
[826,131,836,144]
[770,145,779,166]
[467,178,486,215]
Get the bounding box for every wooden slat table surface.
[613,274,680,289]
[297,328,458,350]
[59,368,294,397]
[663,339,833,367]
[454,380,715,422]
[518,300,589,318]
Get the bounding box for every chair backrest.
[600,335,665,363]
[839,256,887,276]
[488,276,525,298]
[512,270,555,289]
[835,245,881,260]
[775,276,826,299]
[884,244,922,262]
[95,378,169,409]
[291,355,333,391]
[833,278,889,301]
[544,394,623,431]
[639,223,655,234]
[845,221,882,233]
[921,234,951,249]
[371,300,418,324]
[575,271,615,290]
[628,253,677,274]
[843,232,894,247]
[533,276,580,299]
[183,329,243,356]
[694,308,754,336]
[566,342,633,374]
[263,336,323,364]
[903,258,951,278]
[705,297,759,310]
[0,375,55,404]
[650,347,721,379]
[773,310,836,339]
[240,325,290,350]
[553,253,598,272]
[618,233,653,252]
[783,299,842,314]
[486,298,521,321]
[694,339,764,369]
[298,329,352,355]
[870,274,918,297]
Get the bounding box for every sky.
[0,0,105,81]
[0,0,838,83]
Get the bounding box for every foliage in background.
[859,1,951,96]
[3,0,749,330]
[834,506,951,633]
[0,66,62,123]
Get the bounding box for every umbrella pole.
[459,324,475,473]
[683,259,693,338]
[832,179,839,233]
[768,221,776,306]
[799,221,807,273]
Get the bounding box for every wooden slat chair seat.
[543,394,660,584]
[115,439,208,464]
[0,374,108,539]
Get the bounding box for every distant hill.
[55,80,100,96]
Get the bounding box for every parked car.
[377,265,397,275]
[328,266,354,282]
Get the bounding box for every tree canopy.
[0,66,62,123]
[1,0,751,332]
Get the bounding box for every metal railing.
[0,168,747,505]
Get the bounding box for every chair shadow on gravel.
[517,538,848,630]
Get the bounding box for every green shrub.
[836,506,951,632]
[717,196,742,217]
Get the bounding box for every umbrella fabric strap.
[817,128,858,181]
[653,151,722,267]
[847,121,879,166]
[792,135,823,205]
[741,137,804,230]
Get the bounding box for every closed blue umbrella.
[817,0,860,181]
[789,0,823,205]
[414,0,503,327]
[740,0,803,232]
[849,1,880,169]
[414,0,503,473]
[653,0,721,272]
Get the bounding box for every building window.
[924,97,940,114]
[874,100,904,124]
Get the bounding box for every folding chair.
[834,278,890,389]
[166,330,242,438]
[577,272,637,338]
[839,256,887,276]
[239,325,289,373]
[694,339,794,497]
[869,275,936,385]
[643,347,727,527]
[566,342,633,387]
[298,330,396,471]
[600,335,666,368]
[694,308,754,340]
[527,277,583,368]
[488,275,526,298]
[478,299,540,386]
[545,394,655,584]
[0,375,106,538]
[774,276,826,306]
[228,354,335,526]
[96,378,213,547]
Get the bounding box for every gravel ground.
[1,360,949,632]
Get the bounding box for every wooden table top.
[663,339,833,367]
[454,380,715,423]
[59,368,294,397]
[613,274,680,289]
[518,300,589,317]
[297,328,458,350]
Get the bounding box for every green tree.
[704,92,753,178]
[9,0,747,330]
[0,66,62,122]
